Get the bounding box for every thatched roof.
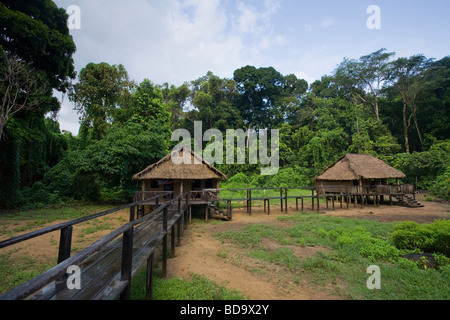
[132,147,227,181]
[315,154,406,181]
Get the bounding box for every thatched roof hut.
[133,148,227,181]
[315,154,405,181]
[133,148,226,197]
[314,154,406,194]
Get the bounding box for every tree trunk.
[374,98,380,122]
[0,114,8,141]
[401,97,410,154]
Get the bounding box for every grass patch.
[0,254,54,295]
[214,212,450,300]
[0,204,112,236]
[131,267,246,300]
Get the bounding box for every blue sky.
[53,0,450,134]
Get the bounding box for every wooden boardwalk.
[0,194,190,300]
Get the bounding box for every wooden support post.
[129,204,135,222]
[280,188,283,212]
[346,189,349,209]
[171,225,176,257]
[249,189,252,215]
[162,206,168,279]
[145,252,154,300]
[285,188,288,214]
[312,189,315,211]
[246,189,250,213]
[301,197,304,212]
[296,197,299,211]
[120,226,134,300]
[58,226,73,264]
[264,199,270,215]
[188,196,191,225]
[317,194,320,213]
[331,196,335,210]
[177,198,182,246]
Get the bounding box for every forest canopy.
[0,2,449,208]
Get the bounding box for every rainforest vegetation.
[0,1,449,208]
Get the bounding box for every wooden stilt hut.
[132,147,227,200]
[313,154,422,207]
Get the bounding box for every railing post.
[162,206,168,278]
[177,198,182,246]
[285,188,288,214]
[145,251,155,300]
[58,226,73,264]
[280,188,283,212]
[120,205,135,300]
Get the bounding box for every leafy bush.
[429,166,450,200]
[222,172,252,189]
[392,220,450,256]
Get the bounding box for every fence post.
[145,251,155,300]
[120,205,135,300]
[58,226,73,264]
[249,189,252,215]
[162,206,168,278]
[285,188,288,214]
[280,188,283,212]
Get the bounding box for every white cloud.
[305,24,313,33]
[320,18,335,28]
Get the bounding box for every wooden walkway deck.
[0,195,190,300]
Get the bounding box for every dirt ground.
[1,194,449,299]
[165,195,450,300]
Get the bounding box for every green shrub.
[392,220,450,256]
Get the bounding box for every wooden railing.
[0,193,191,300]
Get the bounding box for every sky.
[52,0,450,135]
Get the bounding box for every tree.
[189,72,242,133]
[334,49,395,121]
[234,66,286,130]
[0,49,44,140]
[69,62,134,142]
[0,0,76,140]
[386,55,433,153]
[0,0,76,91]
[0,0,76,207]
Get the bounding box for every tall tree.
[69,63,133,142]
[386,55,433,153]
[0,0,76,140]
[234,66,285,130]
[334,49,395,121]
[190,72,242,132]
